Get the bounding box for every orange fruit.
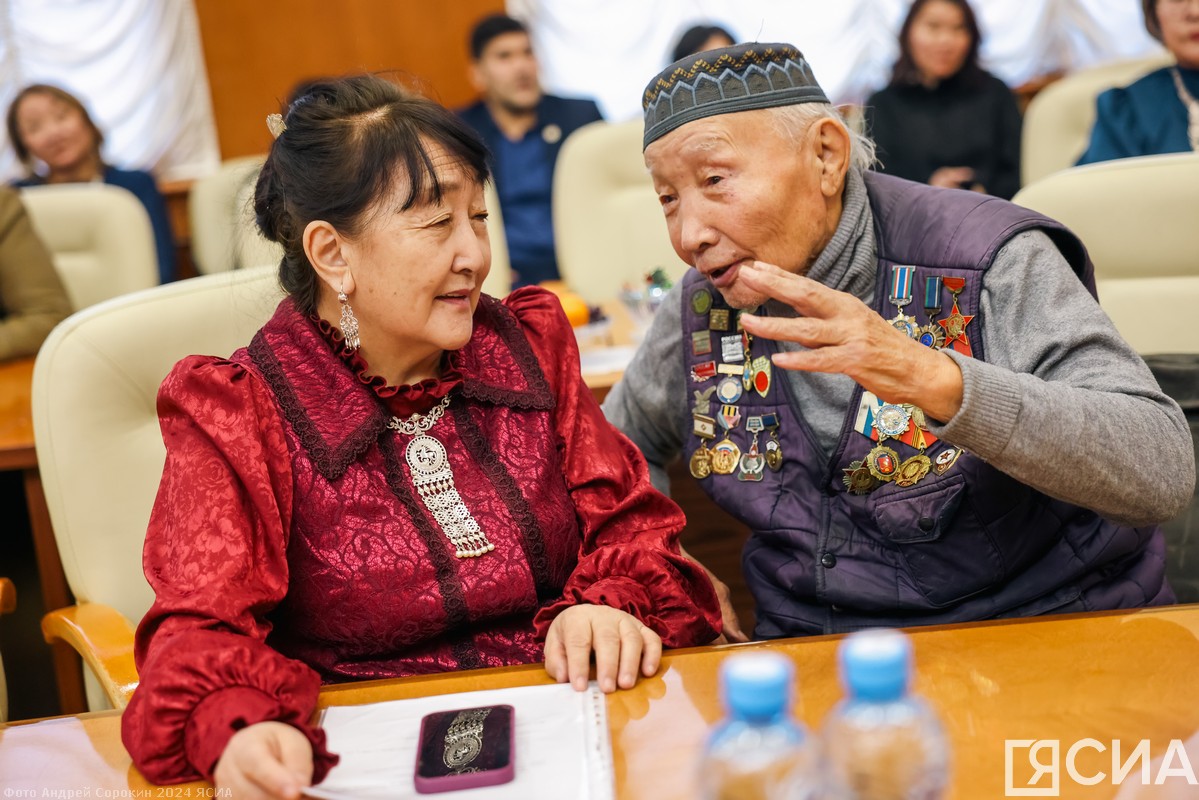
[540,280,591,327]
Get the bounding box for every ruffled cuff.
[185,686,339,784]
[533,548,721,647]
[122,630,337,785]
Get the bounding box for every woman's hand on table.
[214,721,313,800]
[544,604,662,693]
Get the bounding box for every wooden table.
[4,605,1199,798]
[0,357,86,714]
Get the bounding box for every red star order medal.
[937,299,974,357]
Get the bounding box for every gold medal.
[842,459,880,495]
[894,454,932,487]
[865,445,900,482]
[710,439,741,475]
[765,438,783,471]
[690,443,713,479]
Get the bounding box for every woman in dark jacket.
[865,0,1022,199]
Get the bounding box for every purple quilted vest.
[681,173,1171,637]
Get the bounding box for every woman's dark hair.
[889,0,985,88]
[5,84,105,173]
[670,24,737,63]
[1142,0,1163,43]
[254,74,490,314]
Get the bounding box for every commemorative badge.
[691,288,713,315]
[887,265,919,339]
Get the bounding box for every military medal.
[917,275,946,349]
[933,446,962,475]
[716,376,743,404]
[738,416,767,482]
[691,288,713,314]
[887,265,918,339]
[718,403,741,432]
[709,308,731,331]
[737,441,766,482]
[761,412,783,471]
[741,331,755,392]
[842,459,880,495]
[865,445,900,482]
[894,454,932,487]
[874,403,912,439]
[938,277,975,356]
[710,439,741,475]
[689,442,713,479]
[691,330,713,356]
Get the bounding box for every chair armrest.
[42,603,139,709]
[0,577,14,614]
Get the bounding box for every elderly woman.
[6,84,176,283]
[121,75,720,797]
[1078,0,1199,164]
[865,0,1022,199]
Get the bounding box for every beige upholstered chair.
[32,267,284,709]
[188,156,283,275]
[552,119,688,305]
[19,183,158,310]
[1021,53,1175,186]
[1011,153,1199,354]
[482,179,511,298]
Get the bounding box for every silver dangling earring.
[338,291,360,350]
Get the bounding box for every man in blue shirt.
[457,14,603,287]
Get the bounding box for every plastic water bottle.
[821,629,949,800]
[700,651,816,800]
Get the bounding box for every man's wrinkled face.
[472,32,542,113]
[645,110,837,310]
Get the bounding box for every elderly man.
[603,43,1195,638]
[457,14,603,287]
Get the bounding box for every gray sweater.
[603,169,1194,527]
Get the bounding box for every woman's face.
[908,1,973,83]
[14,92,97,174]
[1157,0,1199,69]
[338,146,491,378]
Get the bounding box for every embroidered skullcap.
[642,42,829,150]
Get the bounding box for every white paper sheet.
[302,682,613,800]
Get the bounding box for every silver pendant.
[405,433,493,558]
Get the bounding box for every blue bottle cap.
[720,651,795,721]
[839,629,912,702]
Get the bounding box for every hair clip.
[266,113,286,139]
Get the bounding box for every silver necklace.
[1169,68,1199,151]
[388,394,494,558]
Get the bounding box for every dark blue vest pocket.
[873,475,1005,608]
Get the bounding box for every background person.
[457,14,603,287]
[122,76,719,797]
[864,0,1022,199]
[1077,0,1199,164]
[605,42,1193,641]
[6,84,177,284]
[670,23,737,62]
[0,185,71,361]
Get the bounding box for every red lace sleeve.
[508,289,721,646]
[120,356,339,784]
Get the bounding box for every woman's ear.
[813,117,852,198]
[303,220,355,295]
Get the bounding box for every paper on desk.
[302,682,613,800]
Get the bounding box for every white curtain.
[0,0,219,183]
[511,0,1165,121]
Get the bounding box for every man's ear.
[303,220,354,296]
[812,117,852,198]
